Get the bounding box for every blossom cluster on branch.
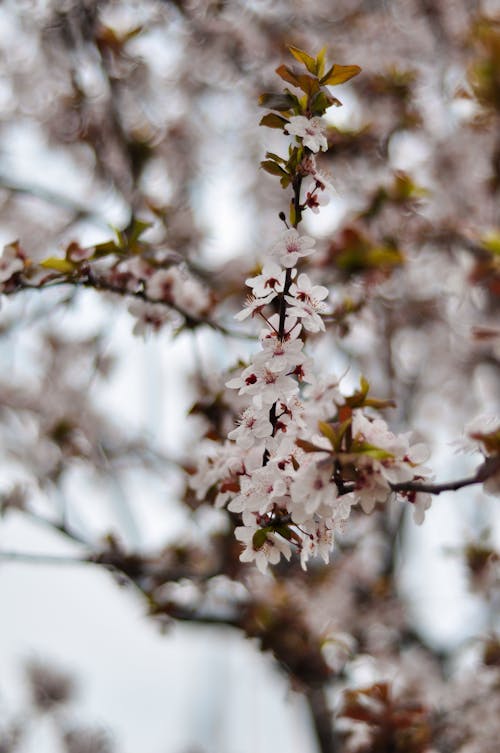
[1,44,499,579]
[0,230,215,337]
[188,45,500,573]
[189,48,452,572]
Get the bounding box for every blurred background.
[0,1,499,752]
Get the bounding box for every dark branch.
[390,455,500,496]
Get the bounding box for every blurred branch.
[306,686,338,753]
[0,551,89,566]
[0,173,109,228]
[5,273,256,340]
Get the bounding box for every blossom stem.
[269,174,304,454]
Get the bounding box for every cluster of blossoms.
[191,248,434,571]
[191,200,434,571]
[0,237,213,336]
[189,58,440,572]
[126,262,213,335]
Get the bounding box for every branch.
[390,455,500,496]
[0,173,109,228]
[0,551,90,566]
[4,273,256,340]
[306,686,339,753]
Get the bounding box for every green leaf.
[311,88,343,112]
[258,91,298,112]
[252,527,271,550]
[315,47,327,78]
[110,224,126,249]
[260,160,289,178]
[259,113,289,129]
[274,525,302,545]
[364,397,396,409]
[350,442,395,461]
[288,45,317,75]
[127,217,152,245]
[345,376,370,408]
[40,257,76,274]
[318,420,337,448]
[265,151,287,164]
[335,417,353,451]
[92,240,122,257]
[321,64,361,86]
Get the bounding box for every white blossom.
[290,460,337,520]
[270,229,316,268]
[228,407,273,449]
[285,115,328,153]
[235,524,292,573]
[246,262,287,297]
[234,291,276,321]
[285,273,330,332]
[252,337,304,374]
[226,362,298,406]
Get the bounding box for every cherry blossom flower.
[228,407,273,449]
[457,414,500,454]
[146,268,177,302]
[411,491,432,524]
[128,300,173,336]
[226,363,298,406]
[285,115,328,153]
[252,337,304,374]
[246,262,287,297]
[349,411,433,513]
[285,273,330,332]
[290,460,337,520]
[259,314,302,344]
[188,64,440,572]
[270,229,316,268]
[122,256,154,281]
[235,524,292,573]
[304,187,330,214]
[453,415,500,496]
[228,463,288,514]
[147,266,211,317]
[234,291,276,321]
